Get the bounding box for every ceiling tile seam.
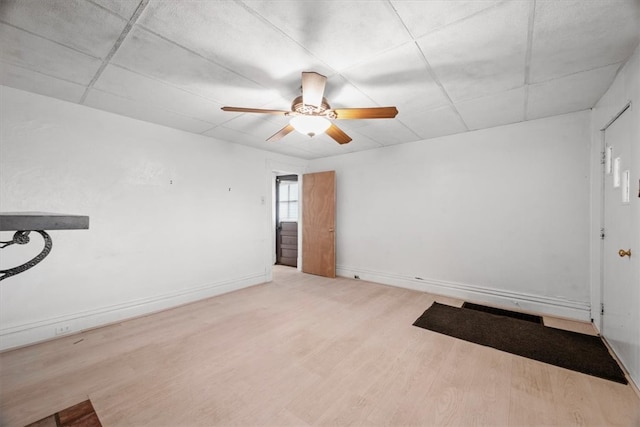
[204,112,265,133]
[400,0,510,41]
[380,0,470,132]
[384,1,469,132]
[321,72,380,108]
[396,119,424,141]
[103,62,229,107]
[233,0,338,74]
[529,61,626,86]
[411,41,470,132]
[385,0,418,39]
[199,124,221,136]
[87,87,221,126]
[133,25,272,92]
[523,0,536,121]
[331,39,412,74]
[79,0,150,104]
[85,0,137,21]
[449,84,526,106]
[334,52,416,108]
[346,129,384,148]
[0,59,88,88]
[137,5,393,111]
[291,1,415,73]
[0,20,102,60]
[198,112,274,136]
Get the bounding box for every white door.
[602,105,638,380]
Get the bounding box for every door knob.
[618,249,631,258]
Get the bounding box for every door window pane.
[279,181,298,221]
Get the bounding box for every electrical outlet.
[55,325,71,336]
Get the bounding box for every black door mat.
[462,302,543,324]
[413,302,627,384]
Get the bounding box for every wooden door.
[302,171,336,277]
[602,106,638,379]
[277,221,298,267]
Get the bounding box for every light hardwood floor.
[1,266,639,426]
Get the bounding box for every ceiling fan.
[221,72,398,144]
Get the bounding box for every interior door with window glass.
[602,106,638,380]
[276,175,298,267]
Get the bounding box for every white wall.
[590,44,640,387]
[309,111,592,320]
[0,86,306,350]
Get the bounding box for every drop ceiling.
[1,0,639,159]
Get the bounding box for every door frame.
[265,160,307,281]
[595,101,632,332]
[275,174,299,267]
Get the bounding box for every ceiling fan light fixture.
[290,115,331,138]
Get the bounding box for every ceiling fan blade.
[301,72,327,108]
[267,124,295,142]
[221,106,290,115]
[331,107,398,119]
[326,123,352,145]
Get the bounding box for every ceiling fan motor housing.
[291,95,332,117]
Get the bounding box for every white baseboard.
[0,272,267,351]
[337,265,591,321]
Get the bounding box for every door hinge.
[601,303,604,315]
[601,151,606,165]
[600,228,605,240]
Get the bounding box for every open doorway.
[275,174,299,267]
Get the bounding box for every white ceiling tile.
[353,120,421,146]
[242,0,412,71]
[2,0,638,159]
[85,89,216,133]
[530,0,640,83]
[204,126,318,159]
[90,0,141,19]
[417,1,529,102]
[112,27,278,106]
[139,0,333,90]
[220,114,288,141]
[400,105,468,140]
[0,23,102,85]
[0,62,86,103]
[341,42,449,113]
[322,75,377,112]
[93,65,228,125]
[391,0,502,39]
[0,0,127,58]
[455,87,525,130]
[341,132,384,154]
[527,63,621,120]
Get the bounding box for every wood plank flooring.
[1,266,639,426]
